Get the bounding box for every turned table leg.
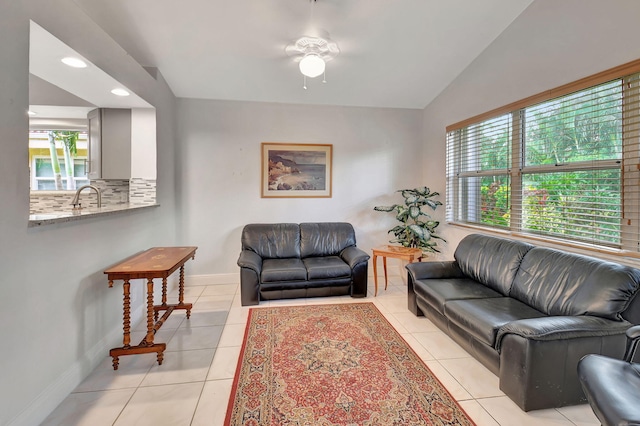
[111,280,132,371]
[162,277,168,305]
[178,265,191,318]
[145,278,155,345]
[122,280,131,348]
[155,277,168,322]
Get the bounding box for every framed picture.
[261,143,332,198]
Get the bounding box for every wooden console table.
[105,246,197,370]
[372,245,423,296]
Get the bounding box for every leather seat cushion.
[579,354,640,425]
[260,278,351,292]
[303,256,351,280]
[413,278,503,316]
[445,297,547,347]
[261,258,306,282]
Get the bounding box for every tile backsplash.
[30,178,156,214]
[129,178,157,205]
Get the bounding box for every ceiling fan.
[284,0,340,89]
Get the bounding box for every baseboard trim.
[185,271,403,286]
[186,273,239,286]
[7,308,144,426]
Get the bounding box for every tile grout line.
[42,281,597,425]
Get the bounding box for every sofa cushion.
[413,278,503,316]
[454,234,533,296]
[303,256,351,280]
[242,223,301,259]
[300,222,356,258]
[511,247,640,320]
[261,258,306,282]
[446,298,547,347]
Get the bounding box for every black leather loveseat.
[406,233,640,411]
[237,222,370,306]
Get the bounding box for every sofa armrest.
[406,261,463,317]
[405,261,464,282]
[340,246,370,268]
[624,324,640,361]
[496,316,632,350]
[498,316,631,411]
[237,250,263,274]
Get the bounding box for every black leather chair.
[578,325,640,426]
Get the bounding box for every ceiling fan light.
[299,54,325,78]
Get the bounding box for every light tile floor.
[42,274,600,426]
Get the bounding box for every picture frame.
[261,142,332,198]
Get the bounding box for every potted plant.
[374,186,445,253]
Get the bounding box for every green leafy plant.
[374,187,445,253]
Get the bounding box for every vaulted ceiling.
[72,0,533,109]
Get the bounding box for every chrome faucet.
[71,184,102,209]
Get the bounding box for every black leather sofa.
[237,222,370,306]
[406,233,640,411]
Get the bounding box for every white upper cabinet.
[87,108,132,179]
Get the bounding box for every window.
[28,130,90,191]
[446,114,512,229]
[32,156,89,190]
[446,62,640,252]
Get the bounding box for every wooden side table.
[372,245,423,296]
[104,246,197,370]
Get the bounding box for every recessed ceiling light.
[110,88,130,97]
[61,57,87,68]
[27,110,37,116]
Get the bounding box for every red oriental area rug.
[224,303,475,426]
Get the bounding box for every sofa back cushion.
[454,234,534,295]
[241,223,301,259]
[300,222,356,258]
[511,247,640,320]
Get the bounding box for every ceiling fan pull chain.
[322,70,326,84]
[303,75,307,90]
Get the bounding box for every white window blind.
[446,114,512,229]
[622,73,640,251]
[446,70,640,253]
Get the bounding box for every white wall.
[176,99,425,275]
[422,0,640,260]
[0,2,178,425]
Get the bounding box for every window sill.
[448,221,640,266]
[28,203,159,227]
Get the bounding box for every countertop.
[28,203,159,227]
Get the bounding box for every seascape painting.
[261,143,332,198]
